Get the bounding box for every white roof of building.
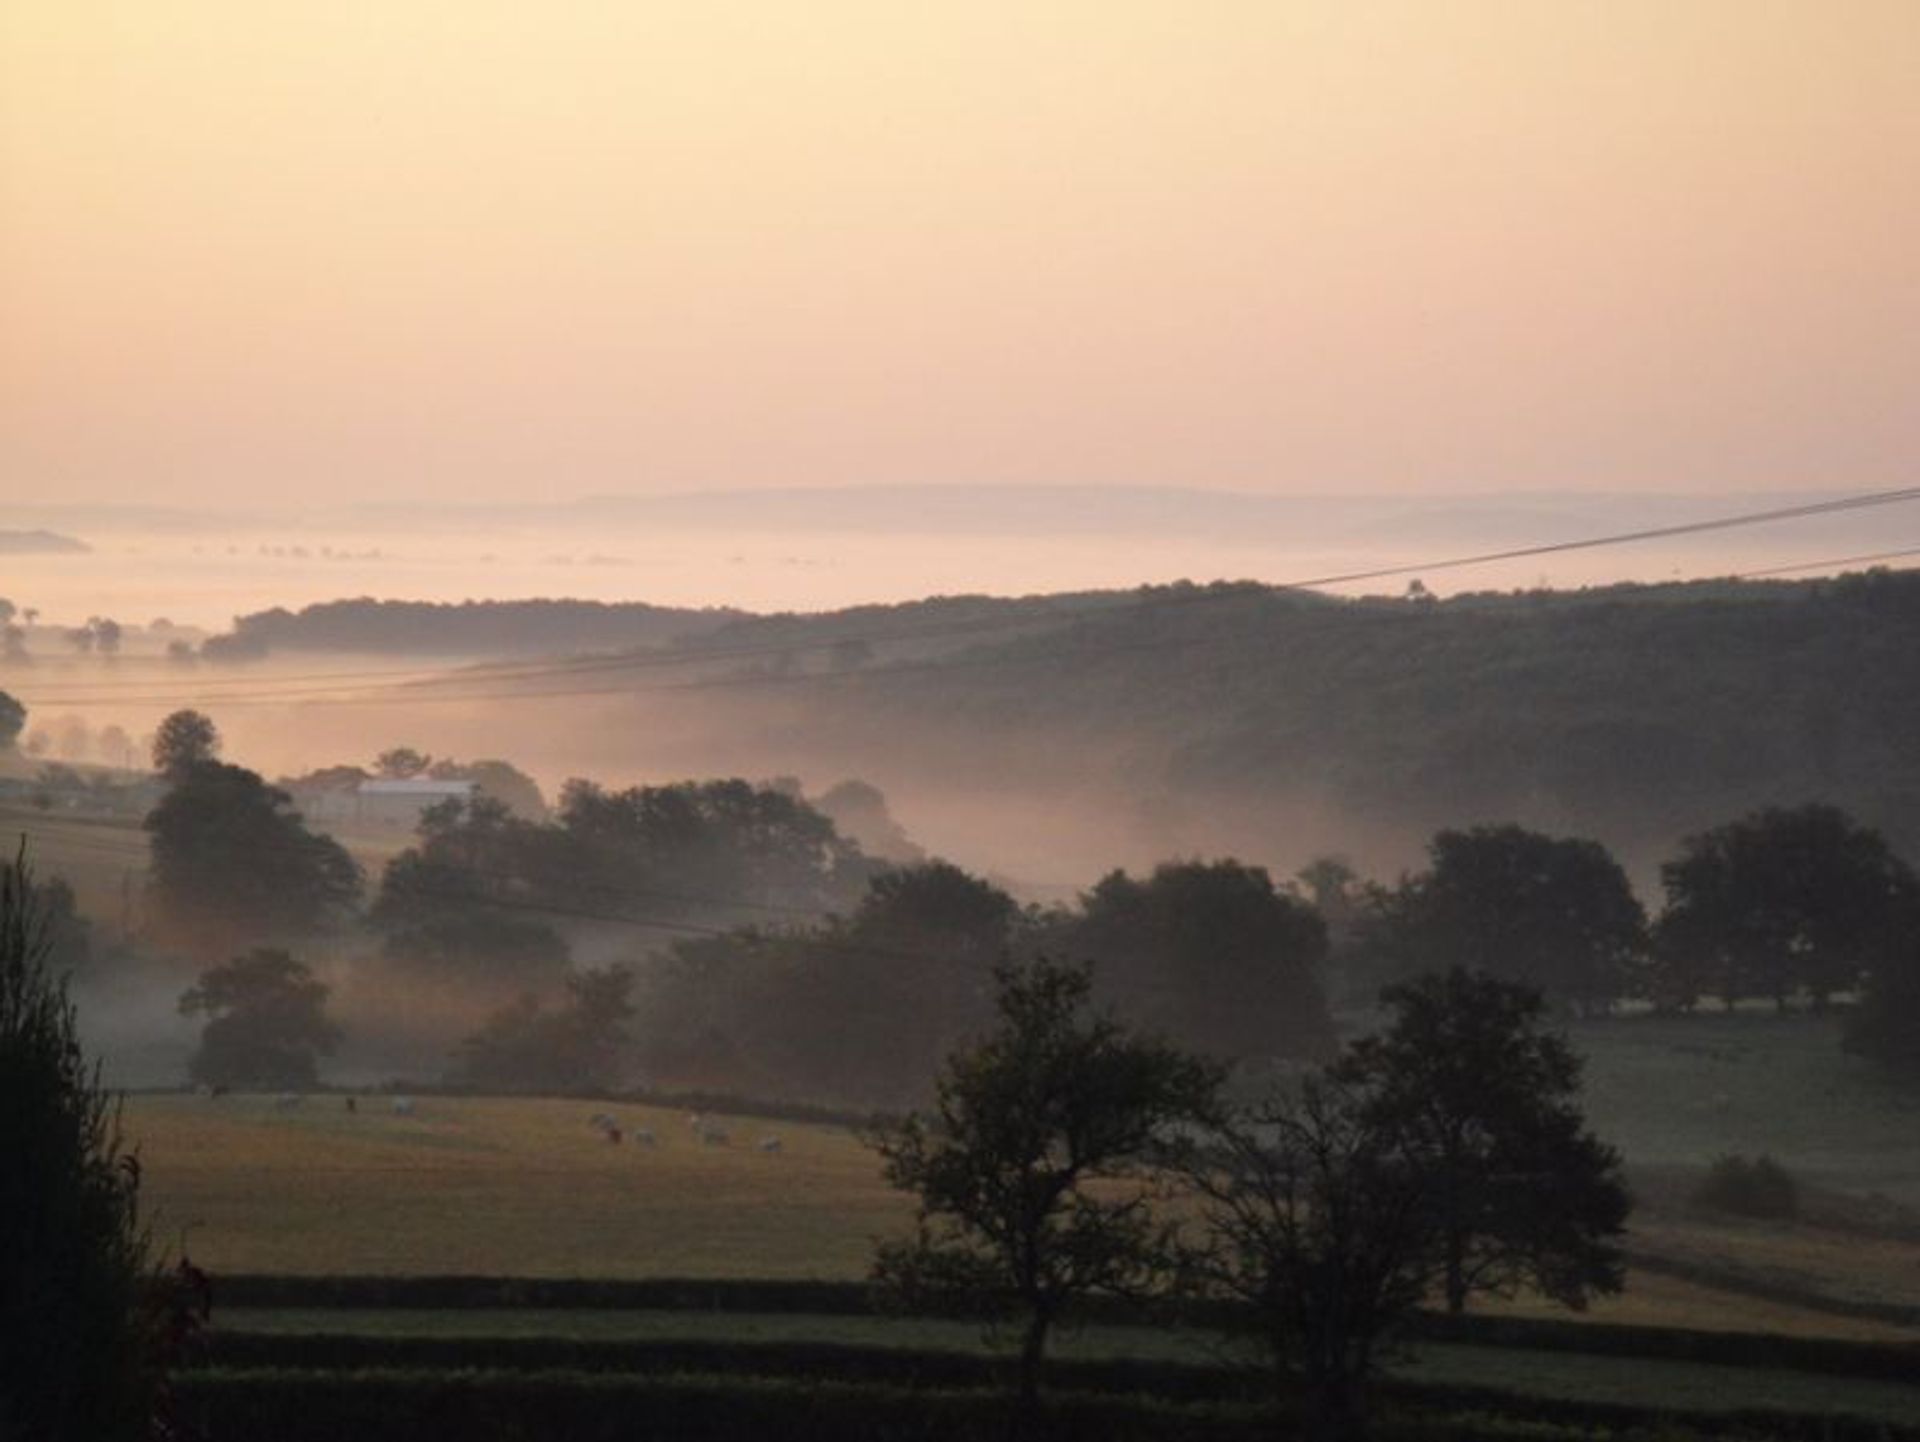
[357,778,477,797]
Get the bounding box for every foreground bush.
[0,854,161,1440]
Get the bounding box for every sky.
[4,1,1917,510]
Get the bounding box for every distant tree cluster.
[179,948,341,1090]
[451,965,636,1094]
[374,779,871,935]
[640,858,1331,1109]
[144,712,362,951]
[1654,804,1916,1013]
[1338,809,1918,1071]
[212,597,739,657]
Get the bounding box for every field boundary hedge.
[172,1366,1920,1442]
[210,1274,1920,1383]
[1628,1248,1920,1329]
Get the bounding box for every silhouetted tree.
[1330,969,1628,1315]
[1,851,160,1439]
[1655,805,1916,1010]
[871,957,1222,1416]
[179,948,341,1089]
[1403,826,1646,1013]
[374,746,432,779]
[1061,859,1333,1059]
[151,708,220,778]
[0,689,23,751]
[1186,1077,1435,1442]
[145,760,362,948]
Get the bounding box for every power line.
[14,484,1920,709]
[1731,546,1920,580]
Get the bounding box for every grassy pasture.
[123,1085,1920,1347]
[127,1094,909,1279]
[1570,1010,1920,1208]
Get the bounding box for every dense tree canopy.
[376,780,874,941]
[642,860,1019,1106]
[1330,969,1628,1315]
[452,964,636,1093]
[1055,859,1333,1059]
[151,708,220,777]
[1360,826,1647,1013]
[145,760,363,948]
[179,948,342,1089]
[1654,805,1917,1010]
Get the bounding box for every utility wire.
[1730,546,1920,580]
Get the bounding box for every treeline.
[91,709,1920,1105]
[197,571,1920,864]
[732,569,1920,861]
[1333,810,1917,1032]
[213,597,742,657]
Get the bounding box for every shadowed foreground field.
[203,1308,1920,1427]
[127,1094,908,1279]
[125,1089,1920,1346]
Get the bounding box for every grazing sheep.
[391,1096,416,1116]
[634,1128,657,1148]
[758,1136,783,1155]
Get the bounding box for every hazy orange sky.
[4,1,1916,508]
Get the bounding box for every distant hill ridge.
[0,529,88,555]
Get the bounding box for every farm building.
[355,777,475,828]
[296,776,476,828]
